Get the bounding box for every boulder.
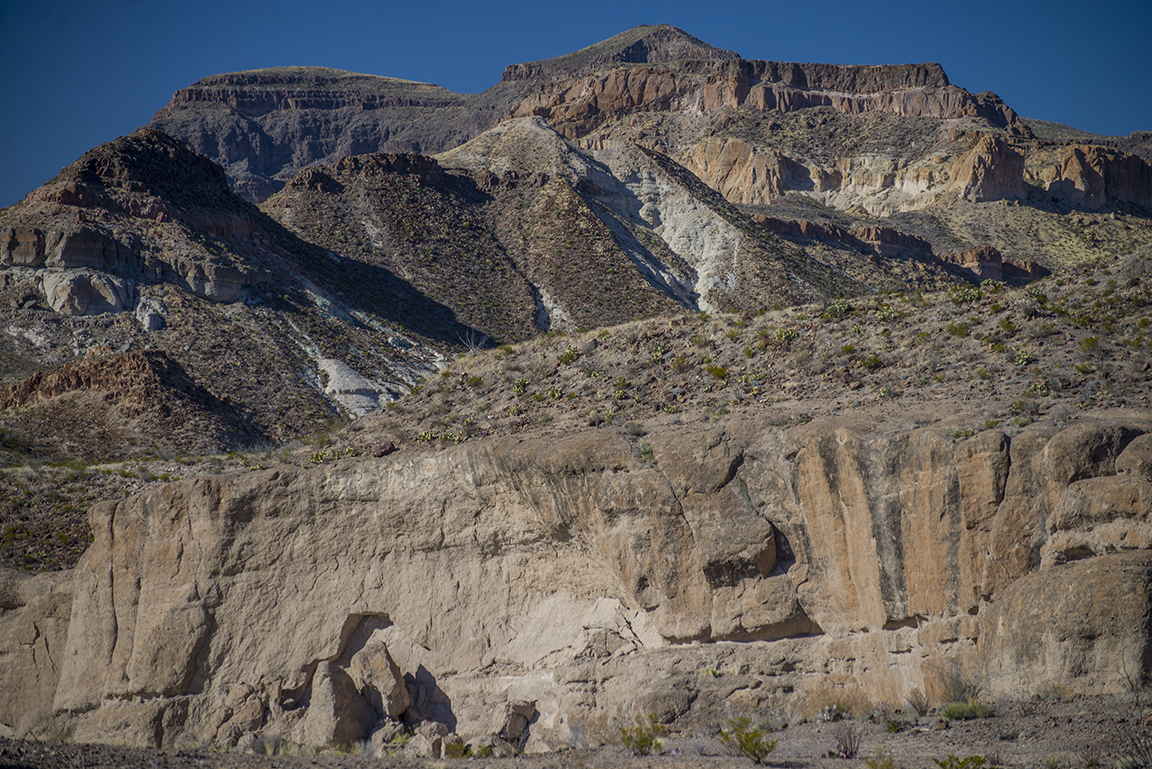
[981,551,1152,694]
[296,661,378,748]
[498,701,537,744]
[42,269,132,315]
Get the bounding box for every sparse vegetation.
[618,712,663,756]
[717,715,777,763]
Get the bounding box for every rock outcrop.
[946,134,1026,202]
[1033,144,1152,210]
[9,412,1151,748]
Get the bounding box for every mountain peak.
[501,24,740,82]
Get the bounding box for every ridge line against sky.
[2,0,1150,208]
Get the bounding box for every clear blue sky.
[2,0,1150,208]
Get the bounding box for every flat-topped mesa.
[501,23,740,82]
[154,68,467,118]
[742,59,950,92]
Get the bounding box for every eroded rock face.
[946,134,1026,202]
[13,413,1152,747]
[1034,144,1152,210]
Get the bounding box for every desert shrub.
[822,297,851,320]
[717,716,776,764]
[905,688,931,717]
[950,285,983,304]
[512,378,529,394]
[946,321,970,337]
[618,712,663,756]
[860,355,885,370]
[875,304,897,321]
[941,701,994,720]
[775,328,799,343]
[934,660,990,705]
[830,722,861,758]
[558,346,581,365]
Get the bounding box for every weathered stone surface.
[42,269,132,315]
[1036,144,1152,210]
[44,227,133,272]
[1119,434,1152,478]
[9,414,1151,747]
[498,701,537,744]
[1,226,46,268]
[946,134,1026,202]
[0,569,72,738]
[981,551,1152,694]
[946,245,1004,281]
[297,661,378,748]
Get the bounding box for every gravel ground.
[3,694,1149,769]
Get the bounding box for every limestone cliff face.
[12,413,1151,747]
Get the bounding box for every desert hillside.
[1,23,1152,767]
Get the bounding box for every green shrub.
[618,712,663,756]
[946,322,970,337]
[864,749,900,769]
[822,297,851,320]
[860,355,884,370]
[512,378,529,394]
[875,304,897,321]
[559,346,582,365]
[950,285,983,304]
[775,328,799,343]
[717,716,777,764]
[941,701,994,720]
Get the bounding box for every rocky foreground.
[2,692,1150,766]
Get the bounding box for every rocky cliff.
[6,412,1151,748]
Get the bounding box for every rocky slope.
[0,130,454,450]
[4,245,1152,754]
[1,22,1152,762]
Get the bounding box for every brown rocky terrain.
[3,243,1152,766]
[2,22,1152,769]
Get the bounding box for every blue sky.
[2,0,1150,208]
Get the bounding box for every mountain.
[2,24,1152,759]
